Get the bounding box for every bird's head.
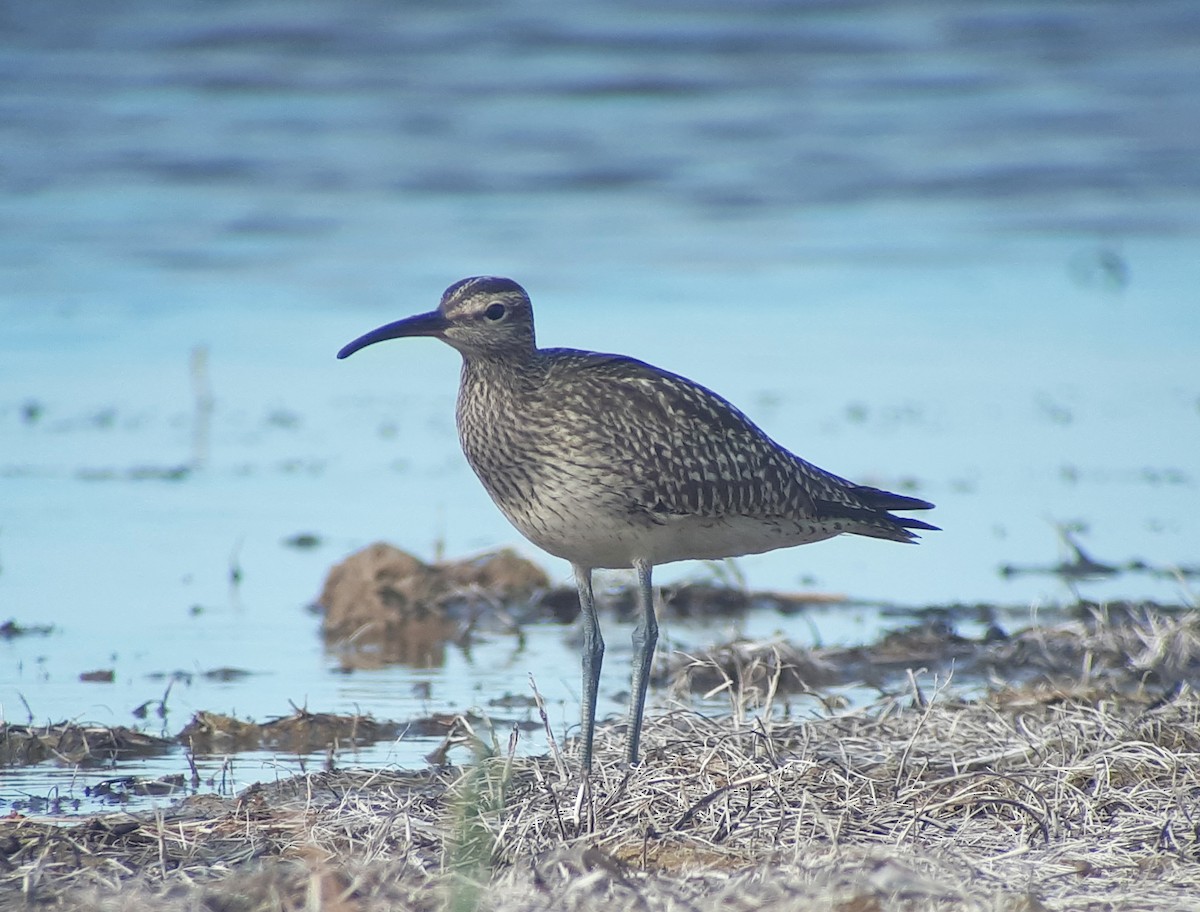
[337,276,536,361]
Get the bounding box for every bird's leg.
[626,558,658,766]
[573,563,604,772]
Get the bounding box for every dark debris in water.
[76,464,193,482]
[611,579,845,621]
[1000,528,1198,583]
[19,399,44,424]
[0,618,55,639]
[282,531,322,549]
[145,666,257,686]
[202,666,254,682]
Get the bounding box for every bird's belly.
[484,474,650,568]
[637,514,840,566]
[498,485,839,570]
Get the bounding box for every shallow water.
[2,0,1199,812]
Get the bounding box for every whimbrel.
[338,276,937,770]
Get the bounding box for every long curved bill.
[337,310,450,359]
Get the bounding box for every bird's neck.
[460,348,544,392]
[455,350,547,468]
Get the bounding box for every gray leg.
[573,563,604,772]
[626,558,658,766]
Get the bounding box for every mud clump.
[316,543,550,665]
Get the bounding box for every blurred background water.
[2,0,1198,811]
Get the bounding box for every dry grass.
[3,607,1200,911]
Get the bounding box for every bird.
[337,276,937,771]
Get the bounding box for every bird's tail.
[833,484,939,543]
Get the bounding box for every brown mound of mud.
[316,544,550,665]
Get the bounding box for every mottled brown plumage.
[338,276,937,770]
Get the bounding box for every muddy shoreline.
[4,601,1199,910]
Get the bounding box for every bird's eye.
[484,302,506,321]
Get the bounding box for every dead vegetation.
[0,722,172,767]
[0,708,486,772]
[3,606,1200,911]
[668,600,1200,701]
